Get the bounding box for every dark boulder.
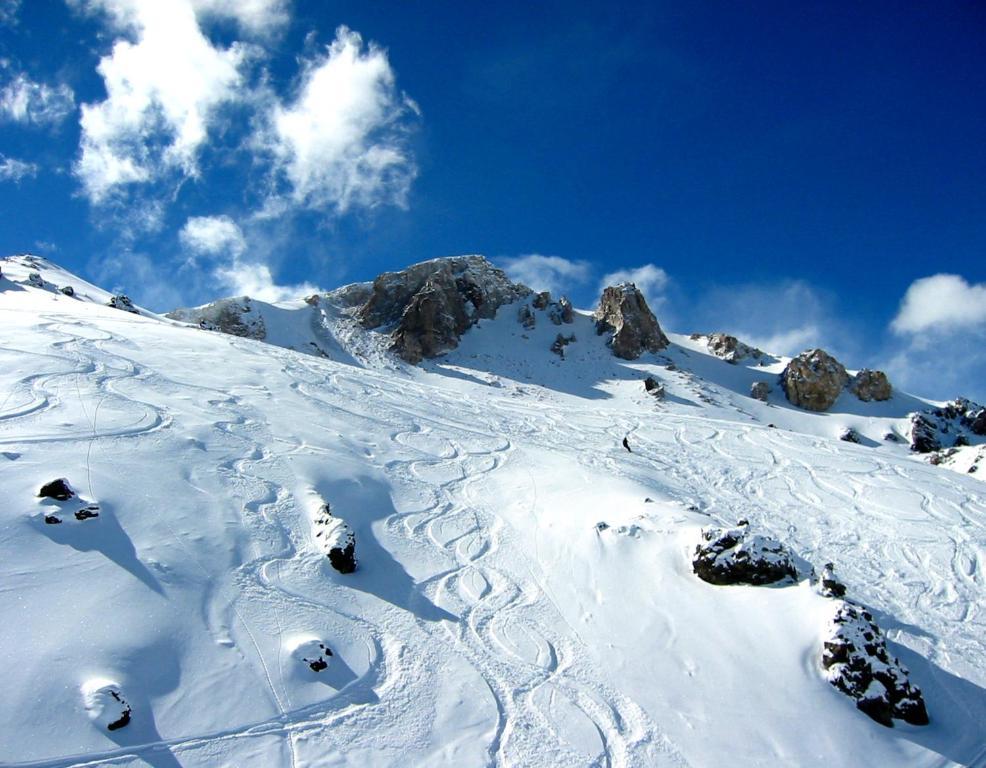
[60,285,75,296]
[850,369,892,402]
[644,376,665,398]
[313,503,357,574]
[908,413,941,454]
[822,601,929,727]
[693,521,798,586]
[549,297,574,325]
[532,291,551,310]
[840,427,862,444]
[750,381,771,402]
[550,333,576,358]
[819,563,847,598]
[39,478,74,501]
[108,295,139,314]
[518,303,536,330]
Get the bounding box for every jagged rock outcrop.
[358,256,529,364]
[28,271,44,288]
[704,333,764,364]
[840,427,862,444]
[532,291,551,310]
[550,333,575,358]
[594,283,669,360]
[819,563,847,599]
[851,369,892,402]
[693,520,798,586]
[781,349,849,412]
[906,399,986,453]
[108,295,138,314]
[644,376,665,398]
[549,297,574,325]
[168,298,266,340]
[312,503,357,574]
[518,303,536,330]
[822,602,929,727]
[750,381,771,402]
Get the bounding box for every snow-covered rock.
[703,332,764,364]
[108,294,139,314]
[81,679,132,731]
[168,297,267,340]
[750,381,771,401]
[821,601,929,727]
[311,503,357,574]
[840,427,862,444]
[593,283,669,360]
[692,521,798,586]
[644,376,664,398]
[781,348,849,411]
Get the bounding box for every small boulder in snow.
[313,503,357,574]
[549,296,574,325]
[750,381,771,402]
[518,303,536,330]
[290,637,334,672]
[82,680,132,731]
[108,295,139,314]
[692,521,798,586]
[550,333,575,358]
[821,601,929,727]
[60,285,75,296]
[644,376,665,398]
[819,562,847,598]
[839,427,862,444]
[38,478,74,501]
[28,271,45,288]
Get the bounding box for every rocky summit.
[593,283,669,360]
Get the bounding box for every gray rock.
[38,478,74,501]
[549,296,574,325]
[750,381,771,402]
[644,376,665,398]
[706,333,763,364]
[532,291,551,310]
[28,271,44,287]
[840,427,862,444]
[108,295,139,314]
[550,333,576,358]
[593,283,669,360]
[851,369,892,402]
[356,256,528,363]
[908,413,941,453]
[169,298,265,339]
[60,285,75,296]
[819,563,847,599]
[518,303,536,330]
[692,521,798,586]
[822,601,928,727]
[781,348,849,411]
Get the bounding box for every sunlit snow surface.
[1,256,984,767]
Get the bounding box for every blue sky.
[1,0,985,400]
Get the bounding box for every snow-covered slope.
[1,255,985,767]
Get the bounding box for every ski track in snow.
[3,284,986,766]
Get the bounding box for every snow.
[1,254,985,766]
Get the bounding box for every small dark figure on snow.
[622,436,631,453]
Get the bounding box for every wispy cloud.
[599,264,668,306]
[0,0,20,25]
[0,72,75,126]
[500,253,591,296]
[261,25,419,214]
[179,214,319,302]
[0,154,38,182]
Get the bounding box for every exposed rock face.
[840,427,862,444]
[549,297,574,325]
[819,563,847,599]
[822,601,929,727]
[532,291,551,310]
[851,369,892,402]
[39,478,74,501]
[906,399,986,454]
[168,298,266,340]
[28,271,44,287]
[693,521,798,586]
[358,256,529,364]
[705,333,764,364]
[750,381,771,402]
[908,413,941,453]
[313,504,357,574]
[644,376,664,398]
[550,333,576,358]
[518,303,536,330]
[108,295,139,314]
[593,283,669,360]
[781,349,849,411]
[60,285,75,296]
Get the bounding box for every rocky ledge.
[594,283,669,360]
[358,256,530,363]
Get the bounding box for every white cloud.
[72,0,255,202]
[891,274,986,335]
[0,73,75,125]
[0,0,20,25]
[599,264,668,304]
[214,260,320,303]
[179,214,319,302]
[190,0,288,35]
[266,25,419,213]
[500,253,590,296]
[0,154,38,182]
[179,214,246,257]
